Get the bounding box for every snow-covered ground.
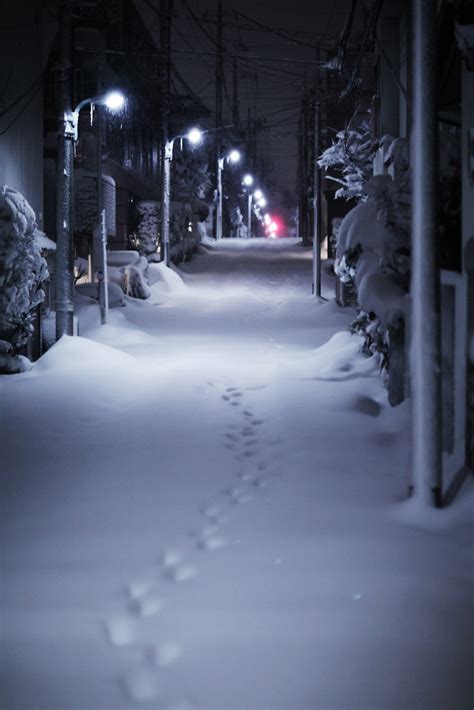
[1,238,472,710]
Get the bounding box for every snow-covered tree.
[318,121,378,202]
[0,186,48,373]
[330,136,411,404]
[134,201,160,257]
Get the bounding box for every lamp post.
[55,88,125,340]
[252,189,264,238]
[161,127,203,267]
[242,174,254,239]
[216,149,240,240]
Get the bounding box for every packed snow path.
[1,238,472,710]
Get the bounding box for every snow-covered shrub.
[134,201,160,257]
[318,121,378,202]
[108,255,150,300]
[122,261,151,300]
[334,244,361,283]
[0,186,48,372]
[329,135,411,403]
[351,310,389,372]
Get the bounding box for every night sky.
[137,0,357,195]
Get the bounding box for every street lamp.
[242,175,254,239]
[216,148,241,241]
[55,89,126,339]
[161,126,203,267]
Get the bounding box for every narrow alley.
[1,239,472,710]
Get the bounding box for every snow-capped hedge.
[0,186,48,372]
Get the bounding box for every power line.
[0,80,42,136]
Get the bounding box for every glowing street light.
[161,127,204,267]
[257,197,267,208]
[55,88,126,338]
[253,189,263,201]
[186,127,204,146]
[216,148,241,241]
[242,175,258,239]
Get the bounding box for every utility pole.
[410,0,442,506]
[161,138,172,266]
[214,0,223,239]
[312,94,322,296]
[55,0,74,339]
[160,0,173,261]
[232,61,240,131]
[300,92,311,247]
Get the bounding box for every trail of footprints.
[104,383,277,706]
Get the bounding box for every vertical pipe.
[55,0,74,339]
[214,0,223,239]
[312,100,322,296]
[162,140,172,267]
[410,0,442,506]
[94,97,103,280]
[100,209,109,324]
[160,0,172,261]
[247,194,252,239]
[216,158,223,240]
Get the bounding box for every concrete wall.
[0,3,56,228]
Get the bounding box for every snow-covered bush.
[329,135,411,403]
[318,121,378,202]
[0,186,48,373]
[133,201,160,257]
[108,255,151,300]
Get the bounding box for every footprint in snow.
[129,595,163,618]
[231,400,241,407]
[146,640,183,668]
[104,616,136,647]
[197,534,228,551]
[231,391,242,398]
[121,666,159,702]
[222,394,231,401]
[225,432,240,442]
[226,387,237,392]
[200,504,222,522]
[225,487,252,505]
[244,438,259,447]
[161,549,183,570]
[166,563,198,583]
[238,472,255,483]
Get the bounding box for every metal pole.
[214,0,223,239]
[312,100,322,296]
[410,0,442,506]
[160,0,172,260]
[161,139,172,267]
[216,157,223,240]
[100,209,109,324]
[247,194,252,239]
[55,0,75,339]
